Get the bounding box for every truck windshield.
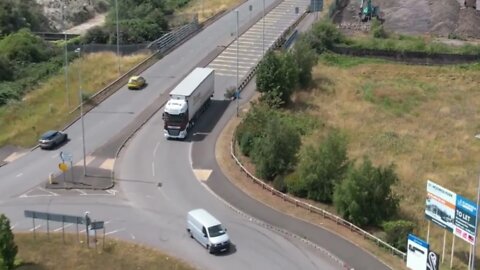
[208,225,226,237]
[164,112,186,124]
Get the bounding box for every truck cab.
[163,98,189,139]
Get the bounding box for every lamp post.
[62,4,70,107]
[115,0,121,75]
[235,9,239,117]
[473,134,480,270]
[262,0,265,55]
[75,48,87,177]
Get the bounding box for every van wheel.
[187,229,193,238]
[206,245,212,254]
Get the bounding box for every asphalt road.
[0,0,391,269]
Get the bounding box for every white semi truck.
[162,67,215,139]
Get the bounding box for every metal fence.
[147,20,200,54]
[229,137,407,261]
[68,43,151,55]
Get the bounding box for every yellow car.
[127,76,146,90]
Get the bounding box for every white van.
[187,209,230,254]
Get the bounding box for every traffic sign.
[59,162,68,172]
[60,151,73,162]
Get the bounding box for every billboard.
[425,180,477,245]
[454,195,477,245]
[407,234,429,270]
[425,180,456,231]
[426,250,440,270]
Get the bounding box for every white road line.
[19,193,55,198]
[104,228,126,236]
[53,224,73,232]
[37,187,59,196]
[151,162,155,177]
[130,233,136,240]
[74,189,87,195]
[153,141,160,158]
[29,225,41,231]
[10,223,17,230]
[51,154,57,159]
[15,173,23,177]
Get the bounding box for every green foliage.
[292,35,318,89]
[371,19,388,39]
[0,82,22,106]
[296,130,350,203]
[333,157,400,227]
[256,51,298,107]
[306,20,345,54]
[319,53,386,68]
[235,103,272,156]
[0,214,17,270]
[0,0,50,36]
[0,29,56,63]
[285,171,308,198]
[251,116,301,180]
[382,220,416,252]
[83,26,110,44]
[0,56,13,81]
[273,175,287,193]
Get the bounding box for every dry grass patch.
[15,233,195,270]
[0,52,149,147]
[178,0,242,23]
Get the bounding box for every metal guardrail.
[34,32,80,41]
[148,21,201,53]
[229,136,407,261]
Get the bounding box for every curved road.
[0,0,390,269]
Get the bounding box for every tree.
[333,157,400,227]
[382,220,416,252]
[256,51,298,107]
[0,0,50,37]
[251,115,301,180]
[235,103,272,156]
[296,130,349,203]
[0,56,14,81]
[292,36,318,89]
[0,214,17,270]
[0,28,54,63]
[306,20,345,54]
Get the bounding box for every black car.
[39,130,68,149]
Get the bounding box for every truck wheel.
[187,229,193,238]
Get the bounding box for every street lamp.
[115,0,121,75]
[262,0,265,55]
[235,9,239,117]
[473,134,480,270]
[75,48,87,177]
[62,4,70,107]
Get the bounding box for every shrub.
[306,20,345,53]
[286,172,308,198]
[273,175,287,193]
[333,157,400,227]
[0,82,22,105]
[371,19,388,39]
[83,26,110,44]
[382,220,416,252]
[235,103,272,156]
[0,28,55,63]
[0,56,14,81]
[0,214,18,270]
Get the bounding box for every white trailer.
[163,67,215,139]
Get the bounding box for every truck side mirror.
[162,113,165,120]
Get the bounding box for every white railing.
[230,138,407,261]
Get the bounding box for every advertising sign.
[454,195,477,245]
[407,234,429,270]
[425,180,456,231]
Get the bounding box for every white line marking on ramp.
[130,233,135,240]
[74,189,87,195]
[29,225,41,231]
[38,187,59,196]
[151,162,155,177]
[4,152,26,162]
[153,142,160,158]
[54,224,73,232]
[105,228,125,236]
[16,173,23,177]
[193,169,212,181]
[99,159,115,170]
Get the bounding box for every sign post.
[60,151,73,182]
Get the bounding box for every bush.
[371,19,388,39]
[83,26,110,44]
[333,157,400,227]
[0,0,50,36]
[306,20,345,54]
[0,29,54,63]
[273,175,287,193]
[235,103,272,156]
[0,56,14,81]
[382,220,416,252]
[285,172,308,198]
[0,214,17,270]
[0,82,22,105]
[292,35,318,89]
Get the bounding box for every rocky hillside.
[334,0,480,38]
[35,0,108,31]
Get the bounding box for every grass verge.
[217,54,480,269]
[177,0,242,23]
[14,233,195,270]
[0,52,150,148]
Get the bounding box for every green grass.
[320,53,387,68]
[14,233,195,270]
[0,52,150,147]
[343,35,480,55]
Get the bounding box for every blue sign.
[454,195,477,244]
[408,234,429,249]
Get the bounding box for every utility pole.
[115,0,121,75]
[62,4,70,107]
[75,48,87,177]
[236,9,239,117]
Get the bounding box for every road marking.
[99,159,115,170]
[54,224,73,232]
[130,233,136,240]
[10,223,17,230]
[29,225,41,231]
[4,152,26,162]
[104,228,125,236]
[75,155,95,166]
[153,141,160,158]
[151,162,155,177]
[37,187,59,196]
[193,169,212,181]
[74,189,87,195]
[105,190,118,196]
[51,154,57,159]
[16,173,23,177]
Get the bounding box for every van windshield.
[208,225,226,237]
